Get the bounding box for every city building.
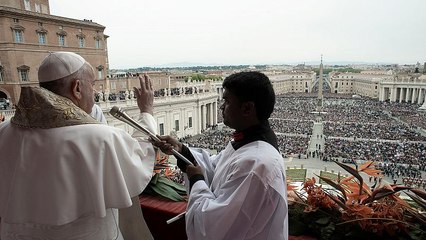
[2,1,426,137]
[0,0,109,106]
[329,70,426,105]
[266,70,317,94]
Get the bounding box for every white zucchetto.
[38,52,86,83]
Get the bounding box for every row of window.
[334,82,354,87]
[11,19,103,48]
[0,65,104,82]
[13,28,102,48]
[291,76,309,78]
[335,76,354,79]
[158,117,193,135]
[0,66,30,82]
[23,0,45,13]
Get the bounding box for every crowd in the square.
[323,122,426,141]
[270,119,313,135]
[276,135,310,157]
[324,138,426,166]
[179,93,426,189]
[181,128,233,152]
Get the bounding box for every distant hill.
[111,60,408,72]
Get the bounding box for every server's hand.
[151,135,182,155]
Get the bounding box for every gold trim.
[11,87,98,129]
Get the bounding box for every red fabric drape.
[140,194,187,240]
[140,194,317,240]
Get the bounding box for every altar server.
[155,71,288,240]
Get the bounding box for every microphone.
[109,106,194,166]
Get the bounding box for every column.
[417,89,422,104]
[379,86,385,101]
[405,88,410,102]
[411,88,417,103]
[400,87,404,103]
[213,101,217,125]
[385,87,390,101]
[392,87,395,102]
[420,89,426,109]
[180,108,185,137]
[201,105,206,130]
[203,103,208,127]
[209,102,214,127]
[398,88,402,103]
[198,104,202,133]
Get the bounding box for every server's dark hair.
[222,71,275,120]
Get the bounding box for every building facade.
[329,70,426,104]
[266,70,317,94]
[0,0,109,106]
[94,82,219,140]
[379,73,426,104]
[2,1,425,136]
[329,72,381,98]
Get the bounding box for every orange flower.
[289,160,425,237]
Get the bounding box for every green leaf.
[156,175,187,194]
[148,180,185,202]
[150,173,159,184]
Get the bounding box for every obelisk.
[316,55,324,113]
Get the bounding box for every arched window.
[96,65,104,79]
[94,35,102,49]
[57,30,67,46]
[10,25,25,43]
[17,65,30,82]
[76,33,86,48]
[36,28,48,45]
[24,0,31,11]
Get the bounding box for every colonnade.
[199,101,218,131]
[379,85,426,104]
[102,91,218,139]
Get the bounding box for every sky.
[49,0,426,69]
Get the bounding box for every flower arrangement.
[288,160,426,240]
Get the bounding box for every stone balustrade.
[1,91,219,139]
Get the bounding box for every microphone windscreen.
[109,106,120,117]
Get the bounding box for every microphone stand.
[109,106,194,166]
[109,106,189,224]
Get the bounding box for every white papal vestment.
[0,87,157,240]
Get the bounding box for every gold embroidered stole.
[12,87,98,128]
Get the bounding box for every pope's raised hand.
[134,74,154,115]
